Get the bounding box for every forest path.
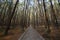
[18,26,45,40]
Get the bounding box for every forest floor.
[0,27,23,40]
[0,26,60,40]
[37,26,60,40]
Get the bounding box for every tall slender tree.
[49,0,59,28]
[43,0,51,33]
[4,0,19,35]
[58,0,60,5]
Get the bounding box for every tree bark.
[50,0,59,28]
[43,0,51,33]
[4,0,19,35]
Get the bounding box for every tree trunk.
[50,0,59,28]
[43,0,51,33]
[4,0,19,35]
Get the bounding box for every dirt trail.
[18,26,45,40]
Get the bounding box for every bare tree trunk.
[50,0,59,28]
[0,3,6,25]
[4,0,19,35]
[43,0,51,33]
[58,0,60,5]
